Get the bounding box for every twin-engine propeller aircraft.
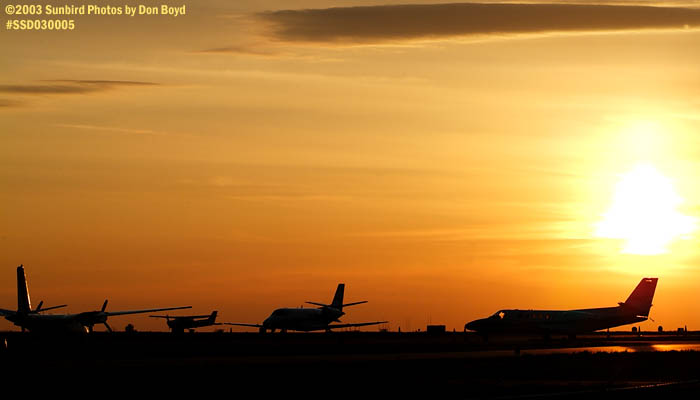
[227,283,387,333]
[0,265,192,333]
[76,298,192,333]
[465,277,658,338]
[150,311,219,333]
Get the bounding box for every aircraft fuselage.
[262,307,343,332]
[465,306,648,335]
[5,313,88,334]
[167,318,215,331]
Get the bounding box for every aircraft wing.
[0,308,16,317]
[105,306,192,316]
[150,314,210,319]
[326,321,388,329]
[221,323,264,328]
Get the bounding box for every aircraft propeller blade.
[34,304,68,312]
[103,322,113,332]
[101,299,108,312]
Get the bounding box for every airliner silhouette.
[465,278,658,337]
[227,283,387,333]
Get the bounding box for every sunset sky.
[2,1,700,332]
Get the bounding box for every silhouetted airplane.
[150,311,219,333]
[227,283,388,333]
[464,277,658,337]
[0,265,192,333]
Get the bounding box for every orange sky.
[2,1,700,332]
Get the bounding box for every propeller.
[32,301,67,313]
[100,299,111,331]
[85,300,111,333]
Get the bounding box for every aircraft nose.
[464,319,481,332]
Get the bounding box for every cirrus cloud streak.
[259,2,700,44]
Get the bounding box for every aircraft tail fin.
[17,265,32,313]
[331,284,345,310]
[208,311,218,323]
[622,277,658,316]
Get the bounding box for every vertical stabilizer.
[208,311,218,324]
[623,277,658,316]
[17,265,32,313]
[331,284,345,310]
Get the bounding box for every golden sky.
[2,1,700,332]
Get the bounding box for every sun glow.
[595,164,696,255]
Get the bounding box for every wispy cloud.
[0,80,158,95]
[54,123,163,136]
[258,3,700,44]
[180,176,352,202]
[195,44,285,57]
[0,80,160,109]
[194,43,343,62]
[0,99,21,108]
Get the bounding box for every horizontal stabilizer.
[306,301,330,308]
[342,301,367,307]
[0,308,15,317]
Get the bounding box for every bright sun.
[595,164,696,255]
